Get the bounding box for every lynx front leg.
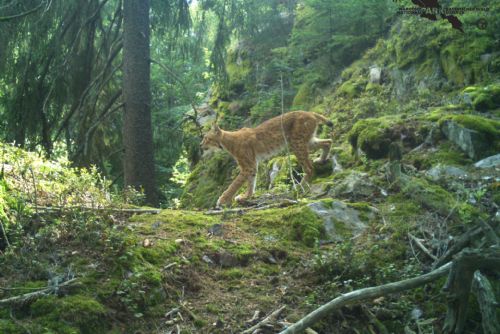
[310,138,332,163]
[216,173,247,208]
[235,165,258,203]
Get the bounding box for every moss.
[31,295,108,334]
[137,240,179,265]
[285,206,323,247]
[180,151,236,208]
[405,142,471,169]
[348,117,399,159]
[292,81,316,108]
[439,114,500,141]
[338,80,364,99]
[0,320,24,334]
[220,268,245,280]
[401,177,457,218]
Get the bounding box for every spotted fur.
[201,111,333,207]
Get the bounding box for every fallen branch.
[433,226,482,269]
[33,205,160,214]
[279,263,451,334]
[0,278,78,307]
[242,305,286,334]
[408,233,438,261]
[204,200,298,215]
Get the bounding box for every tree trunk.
[122,0,158,205]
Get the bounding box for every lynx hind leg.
[310,138,332,163]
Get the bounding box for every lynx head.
[200,124,223,156]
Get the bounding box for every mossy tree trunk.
[122,0,158,205]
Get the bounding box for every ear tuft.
[213,123,221,133]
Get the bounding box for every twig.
[0,219,10,249]
[29,167,39,216]
[279,263,452,334]
[408,233,438,261]
[179,302,198,322]
[478,218,499,246]
[0,278,78,306]
[242,305,286,334]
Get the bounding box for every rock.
[441,120,489,159]
[208,223,224,236]
[308,201,368,241]
[474,154,500,169]
[426,164,468,181]
[480,53,492,63]
[329,171,377,198]
[217,251,240,267]
[369,66,381,84]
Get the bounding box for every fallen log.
[34,205,160,214]
[279,263,452,334]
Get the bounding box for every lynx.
[201,111,333,207]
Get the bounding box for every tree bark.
[122,0,158,205]
[442,247,500,334]
[472,271,500,334]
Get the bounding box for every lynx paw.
[235,194,248,203]
[216,197,228,209]
[313,157,328,164]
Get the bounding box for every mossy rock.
[338,80,365,99]
[438,114,500,159]
[180,151,236,209]
[285,206,324,247]
[348,116,425,159]
[462,84,500,111]
[30,295,108,334]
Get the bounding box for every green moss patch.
[180,151,236,208]
[31,295,108,334]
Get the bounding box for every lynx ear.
[213,123,221,134]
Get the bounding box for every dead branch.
[408,233,438,261]
[279,262,452,334]
[242,305,286,334]
[33,205,160,214]
[0,278,78,307]
[433,226,482,269]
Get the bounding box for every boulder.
[328,171,377,198]
[441,121,489,160]
[474,153,500,169]
[369,66,382,84]
[426,164,468,181]
[308,201,369,241]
